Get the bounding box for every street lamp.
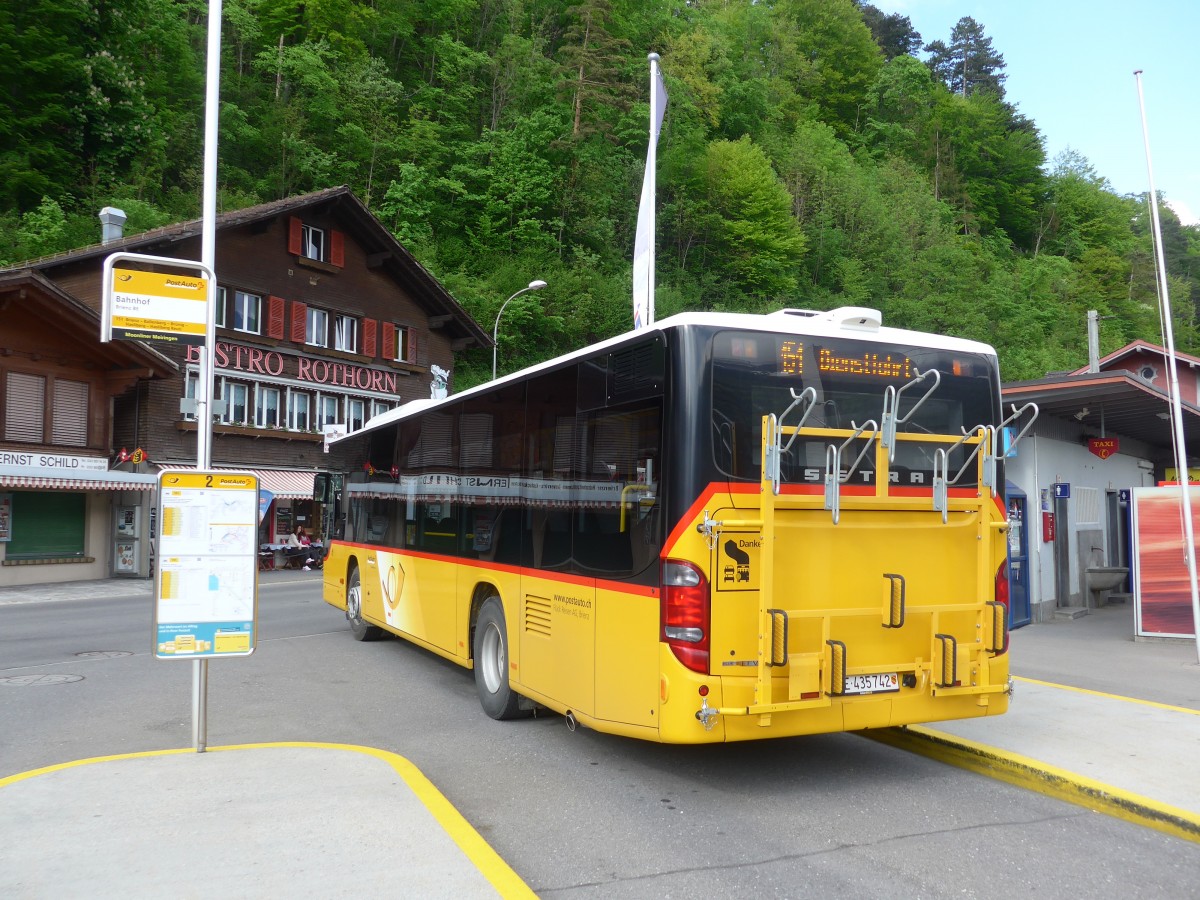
[492,279,547,380]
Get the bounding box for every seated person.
[284,525,314,568]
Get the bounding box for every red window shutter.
[267,296,286,339]
[363,318,377,357]
[330,230,345,268]
[407,329,418,364]
[382,322,395,361]
[288,217,303,255]
[290,300,307,343]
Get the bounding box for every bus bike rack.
[824,367,938,525]
[823,419,879,525]
[931,402,1039,523]
[880,368,940,462]
[692,395,1038,729]
[766,387,818,495]
[696,387,817,552]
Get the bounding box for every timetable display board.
[154,470,259,659]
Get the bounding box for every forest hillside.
[3,0,1198,387]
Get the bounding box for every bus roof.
[336,307,999,446]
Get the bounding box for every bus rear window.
[710,331,999,485]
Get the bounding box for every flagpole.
[1134,69,1200,661]
[646,53,660,328]
[633,53,667,331]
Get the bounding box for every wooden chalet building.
[1,186,489,585]
[0,270,177,585]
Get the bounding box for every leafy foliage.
[3,0,1197,387]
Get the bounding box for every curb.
[864,725,1200,845]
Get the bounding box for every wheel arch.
[468,580,503,662]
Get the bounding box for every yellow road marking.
[0,741,536,899]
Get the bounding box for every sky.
[872,1,1200,225]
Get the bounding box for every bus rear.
[654,308,1030,742]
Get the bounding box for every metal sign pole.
[1135,69,1200,662]
[193,0,225,752]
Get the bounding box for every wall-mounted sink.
[1085,566,1129,592]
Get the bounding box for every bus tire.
[474,596,527,720]
[346,565,383,642]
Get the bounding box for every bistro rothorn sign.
[185,342,399,394]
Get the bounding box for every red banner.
[1088,437,1119,460]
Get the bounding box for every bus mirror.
[313,473,330,503]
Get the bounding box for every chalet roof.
[0,269,177,378]
[3,186,490,348]
[1069,338,1200,375]
[1003,367,1200,451]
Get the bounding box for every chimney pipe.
[99,207,127,245]
[1087,309,1100,373]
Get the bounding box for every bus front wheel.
[474,597,526,720]
[346,566,383,642]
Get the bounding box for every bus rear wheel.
[346,566,383,642]
[474,596,527,720]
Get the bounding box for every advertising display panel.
[154,470,259,658]
[1131,486,1199,638]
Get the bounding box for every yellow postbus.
[314,307,1036,743]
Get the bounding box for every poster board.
[1131,486,1199,638]
[154,469,259,658]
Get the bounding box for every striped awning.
[254,469,316,500]
[157,466,316,500]
[0,467,157,492]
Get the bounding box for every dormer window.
[288,216,345,268]
[301,224,325,261]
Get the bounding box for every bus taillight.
[661,559,710,674]
[994,560,1010,655]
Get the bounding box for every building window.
[223,381,250,426]
[347,398,365,432]
[318,395,339,429]
[381,322,418,363]
[5,492,85,560]
[370,400,391,420]
[4,371,46,442]
[215,287,227,328]
[233,291,261,334]
[334,315,357,353]
[288,391,311,431]
[51,379,88,446]
[301,224,325,261]
[256,385,281,428]
[183,371,198,420]
[307,307,328,348]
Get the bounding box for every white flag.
[633,54,668,331]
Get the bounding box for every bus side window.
[492,509,529,566]
[575,509,633,575]
[366,516,388,544]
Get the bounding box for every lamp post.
[492,279,547,380]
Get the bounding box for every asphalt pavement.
[1,572,1198,897]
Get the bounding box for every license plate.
[843,673,899,695]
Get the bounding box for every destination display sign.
[779,341,914,379]
[718,333,918,381]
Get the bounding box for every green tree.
[925,16,1006,98]
[857,3,922,60]
[692,137,807,300]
